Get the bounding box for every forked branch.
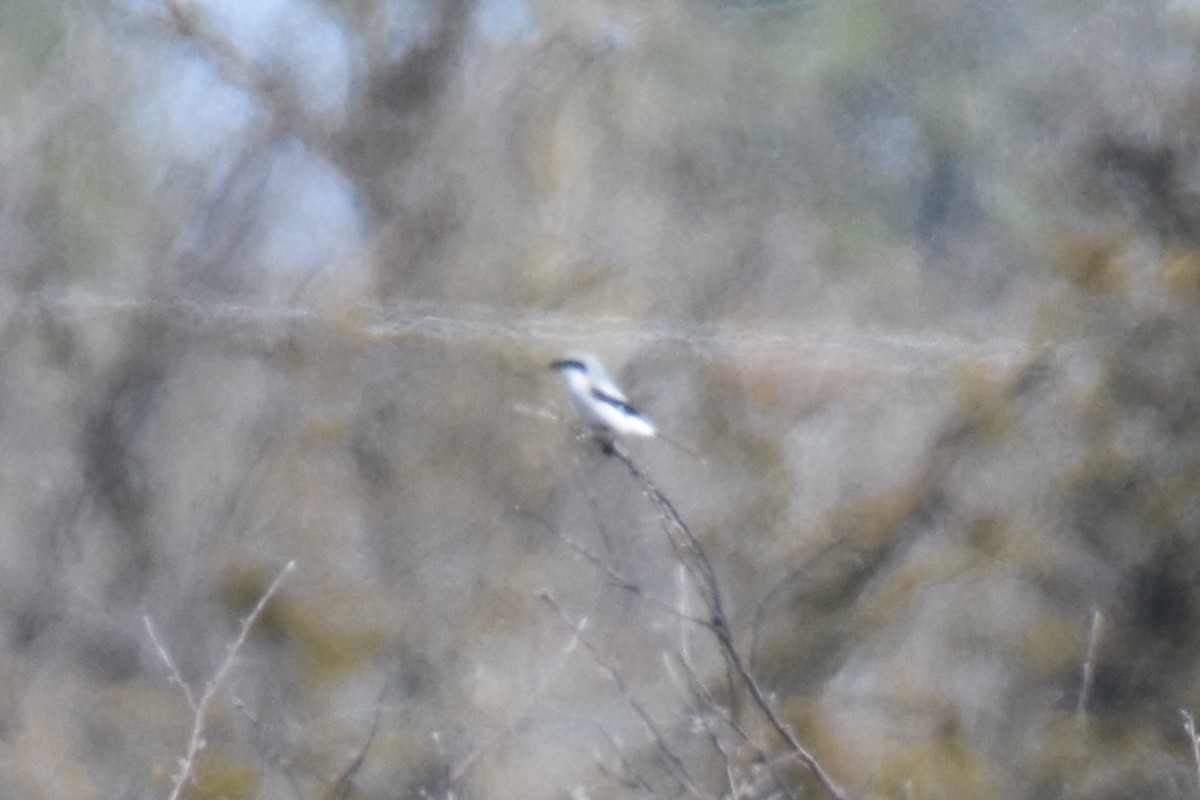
[146,559,296,800]
[605,444,849,800]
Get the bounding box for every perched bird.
[549,352,659,439]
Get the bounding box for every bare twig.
[328,675,393,800]
[147,559,296,800]
[712,617,846,800]
[430,589,592,796]
[705,720,740,800]
[541,591,714,800]
[591,722,660,796]
[143,615,198,713]
[1076,609,1103,719]
[557,529,712,626]
[607,444,721,612]
[1182,710,1200,799]
[447,740,486,787]
[604,443,849,800]
[525,510,710,627]
[556,529,641,594]
[665,651,799,800]
[675,563,697,674]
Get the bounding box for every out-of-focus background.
[4,0,1200,798]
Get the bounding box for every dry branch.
[1076,608,1103,719]
[1182,710,1200,800]
[604,443,850,800]
[146,559,296,800]
[542,591,715,800]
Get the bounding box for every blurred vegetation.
[0,0,1199,798]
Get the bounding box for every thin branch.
[714,619,847,800]
[1182,709,1200,799]
[1076,608,1103,719]
[432,586,595,795]
[328,674,393,800]
[555,529,641,594]
[541,591,715,800]
[556,528,713,627]
[143,615,198,713]
[605,443,849,800]
[591,722,661,796]
[665,651,799,800]
[148,559,296,800]
[605,443,722,618]
[525,508,712,629]
[704,719,740,800]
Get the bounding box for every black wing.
[591,386,642,417]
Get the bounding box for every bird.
[549,351,662,440]
[550,352,701,461]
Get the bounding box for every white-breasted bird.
[550,352,660,439]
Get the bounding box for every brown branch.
[605,443,850,800]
